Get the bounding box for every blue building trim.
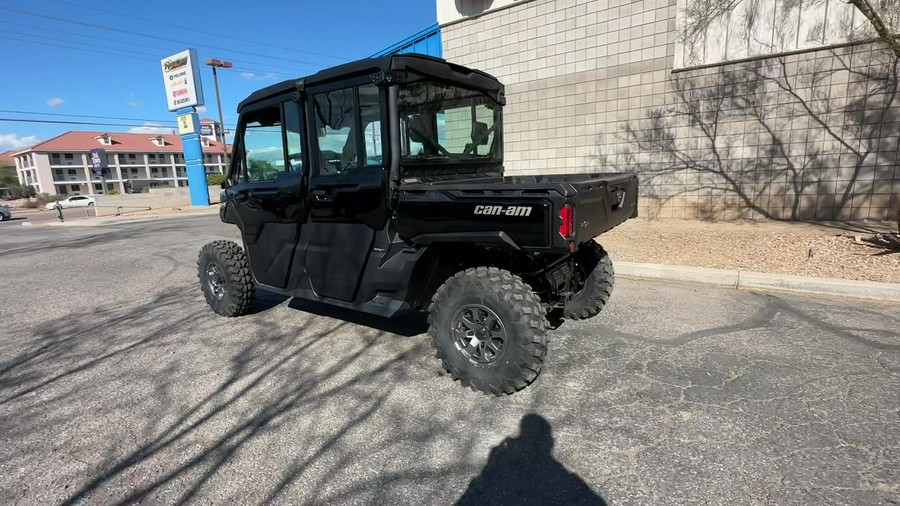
[372,23,442,58]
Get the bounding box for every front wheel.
[428,267,548,395]
[198,240,255,316]
[564,240,615,320]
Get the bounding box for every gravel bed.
[599,218,900,284]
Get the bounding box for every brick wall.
[441,0,900,220]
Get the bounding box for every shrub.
[206,173,227,186]
[22,200,40,209]
[107,190,120,195]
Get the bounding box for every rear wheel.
[428,267,548,395]
[198,240,255,317]
[564,240,614,320]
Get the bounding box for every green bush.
[107,190,120,195]
[22,200,40,209]
[206,173,227,186]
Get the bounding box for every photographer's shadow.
[457,414,607,505]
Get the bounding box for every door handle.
[310,189,333,202]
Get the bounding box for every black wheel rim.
[206,262,226,299]
[450,304,507,366]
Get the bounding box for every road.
[0,215,897,505]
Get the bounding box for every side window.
[358,84,382,167]
[312,87,357,176]
[241,105,287,182]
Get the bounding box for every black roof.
[237,54,505,112]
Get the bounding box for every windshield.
[398,80,502,163]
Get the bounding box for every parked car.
[0,205,10,221]
[45,196,95,209]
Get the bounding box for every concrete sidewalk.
[617,260,900,303]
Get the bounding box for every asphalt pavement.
[0,215,897,505]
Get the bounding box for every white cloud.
[196,105,207,113]
[46,97,64,107]
[127,99,141,108]
[240,71,279,81]
[0,133,40,150]
[128,122,173,134]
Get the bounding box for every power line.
[0,21,311,74]
[0,109,172,123]
[0,118,176,128]
[46,0,352,62]
[0,109,237,128]
[0,35,159,63]
[0,6,335,67]
[0,35,294,78]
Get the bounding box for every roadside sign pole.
[177,108,210,206]
[161,48,209,207]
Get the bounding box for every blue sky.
[0,0,436,151]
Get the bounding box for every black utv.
[199,54,638,395]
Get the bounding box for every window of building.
[675,0,872,68]
[64,153,74,160]
[67,169,77,175]
[70,184,79,192]
[55,169,62,175]
[128,154,136,160]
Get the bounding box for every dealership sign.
[200,123,221,136]
[89,148,108,174]
[160,49,204,112]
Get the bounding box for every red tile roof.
[0,149,17,167]
[14,131,231,155]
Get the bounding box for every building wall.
[15,151,227,196]
[440,0,900,220]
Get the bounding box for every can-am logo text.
[164,57,188,72]
[473,205,533,217]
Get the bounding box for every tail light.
[559,203,574,239]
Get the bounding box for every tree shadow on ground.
[457,414,607,506]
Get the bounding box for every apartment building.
[14,119,230,196]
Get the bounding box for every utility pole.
[205,59,233,169]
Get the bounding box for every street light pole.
[205,59,233,170]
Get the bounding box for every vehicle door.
[224,97,309,289]
[300,82,389,302]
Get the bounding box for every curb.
[32,206,220,227]
[616,261,900,303]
